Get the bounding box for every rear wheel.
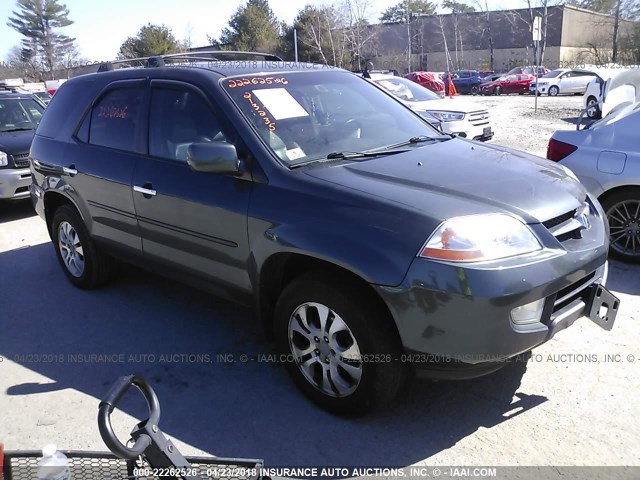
[470,85,480,95]
[601,190,640,263]
[274,272,406,414]
[52,204,116,288]
[548,86,559,96]
[586,96,601,119]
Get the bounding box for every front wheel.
[274,272,406,414]
[494,86,502,96]
[52,204,116,288]
[601,191,640,263]
[586,96,601,119]
[548,86,559,96]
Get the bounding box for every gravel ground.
[0,95,638,476]
[476,93,586,157]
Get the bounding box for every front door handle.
[63,165,78,176]
[133,184,157,196]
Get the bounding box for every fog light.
[511,299,545,325]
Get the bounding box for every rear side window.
[37,80,94,138]
[88,88,144,152]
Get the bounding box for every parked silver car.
[547,102,640,262]
[530,69,599,96]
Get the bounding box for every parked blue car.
[443,70,483,95]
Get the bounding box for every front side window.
[0,98,44,132]
[148,88,228,162]
[88,88,144,152]
[222,71,443,166]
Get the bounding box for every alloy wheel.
[607,200,640,258]
[586,97,599,118]
[58,221,85,277]
[288,302,363,397]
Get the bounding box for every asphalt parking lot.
[1,93,639,469]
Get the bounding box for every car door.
[503,75,518,93]
[131,80,253,294]
[516,75,530,93]
[68,80,145,255]
[576,72,597,93]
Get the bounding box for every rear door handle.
[63,165,78,175]
[133,184,157,196]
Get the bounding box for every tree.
[340,0,380,70]
[380,0,436,23]
[118,24,182,59]
[6,0,76,79]
[284,5,349,66]
[442,1,475,69]
[218,0,282,52]
[472,0,495,70]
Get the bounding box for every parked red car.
[404,71,445,97]
[481,74,533,95]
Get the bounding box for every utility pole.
[294,28,299,62]
[533,15,541,113]
[406,0,411,73]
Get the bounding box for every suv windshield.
[222,71,441,166]
[0,97,44,132]
[374,77,439,102]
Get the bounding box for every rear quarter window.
[36,78,96,139]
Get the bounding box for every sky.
[1,0,522,62]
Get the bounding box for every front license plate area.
[587,285,619,331]
[483,127,492,137]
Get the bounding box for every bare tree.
[340,0,379,70]
[473,0,495,70]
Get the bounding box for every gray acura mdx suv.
[29,52,619,414]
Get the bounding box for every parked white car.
[370,73,494,140]
[530,68,599,96]
[584,67,640,119]
[547,101,640,262]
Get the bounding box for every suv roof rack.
[96,50,283,73]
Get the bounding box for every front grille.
[467,110,490,126]
[12,152,30,168]
[553,271,596,312]
[543,209,576,229]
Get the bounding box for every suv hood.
[408,98,487,114]
[0,130,35,154]
[304,139,586,224]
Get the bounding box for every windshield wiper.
[290,149,410,169]
[1,127,35,132]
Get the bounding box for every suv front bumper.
[0,167,31,199]
[373,210,615,378]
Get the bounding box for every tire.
[494,86,502,96]
[600,190,640,263]
[274,272,407,415]
[470,85,480,95]
[51,204,116,288]
[586,96,601,119]
[548,86,559,96]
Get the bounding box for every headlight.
[418,214,542,262]
[0,151,8,167]
[429,111,465,122]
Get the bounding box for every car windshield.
[374,77,439,102]
[0,98,44,132]
[222,71,442,166]
[542,70,562,78]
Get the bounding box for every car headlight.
[429,111,465,122]
[418,214,542,262]
[0,151,8,167]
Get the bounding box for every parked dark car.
[481,74,534,95]
[0,91,44,199]
[443,70,483,95]
[30,52,618,414]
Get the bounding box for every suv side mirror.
[187,142,241,174]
